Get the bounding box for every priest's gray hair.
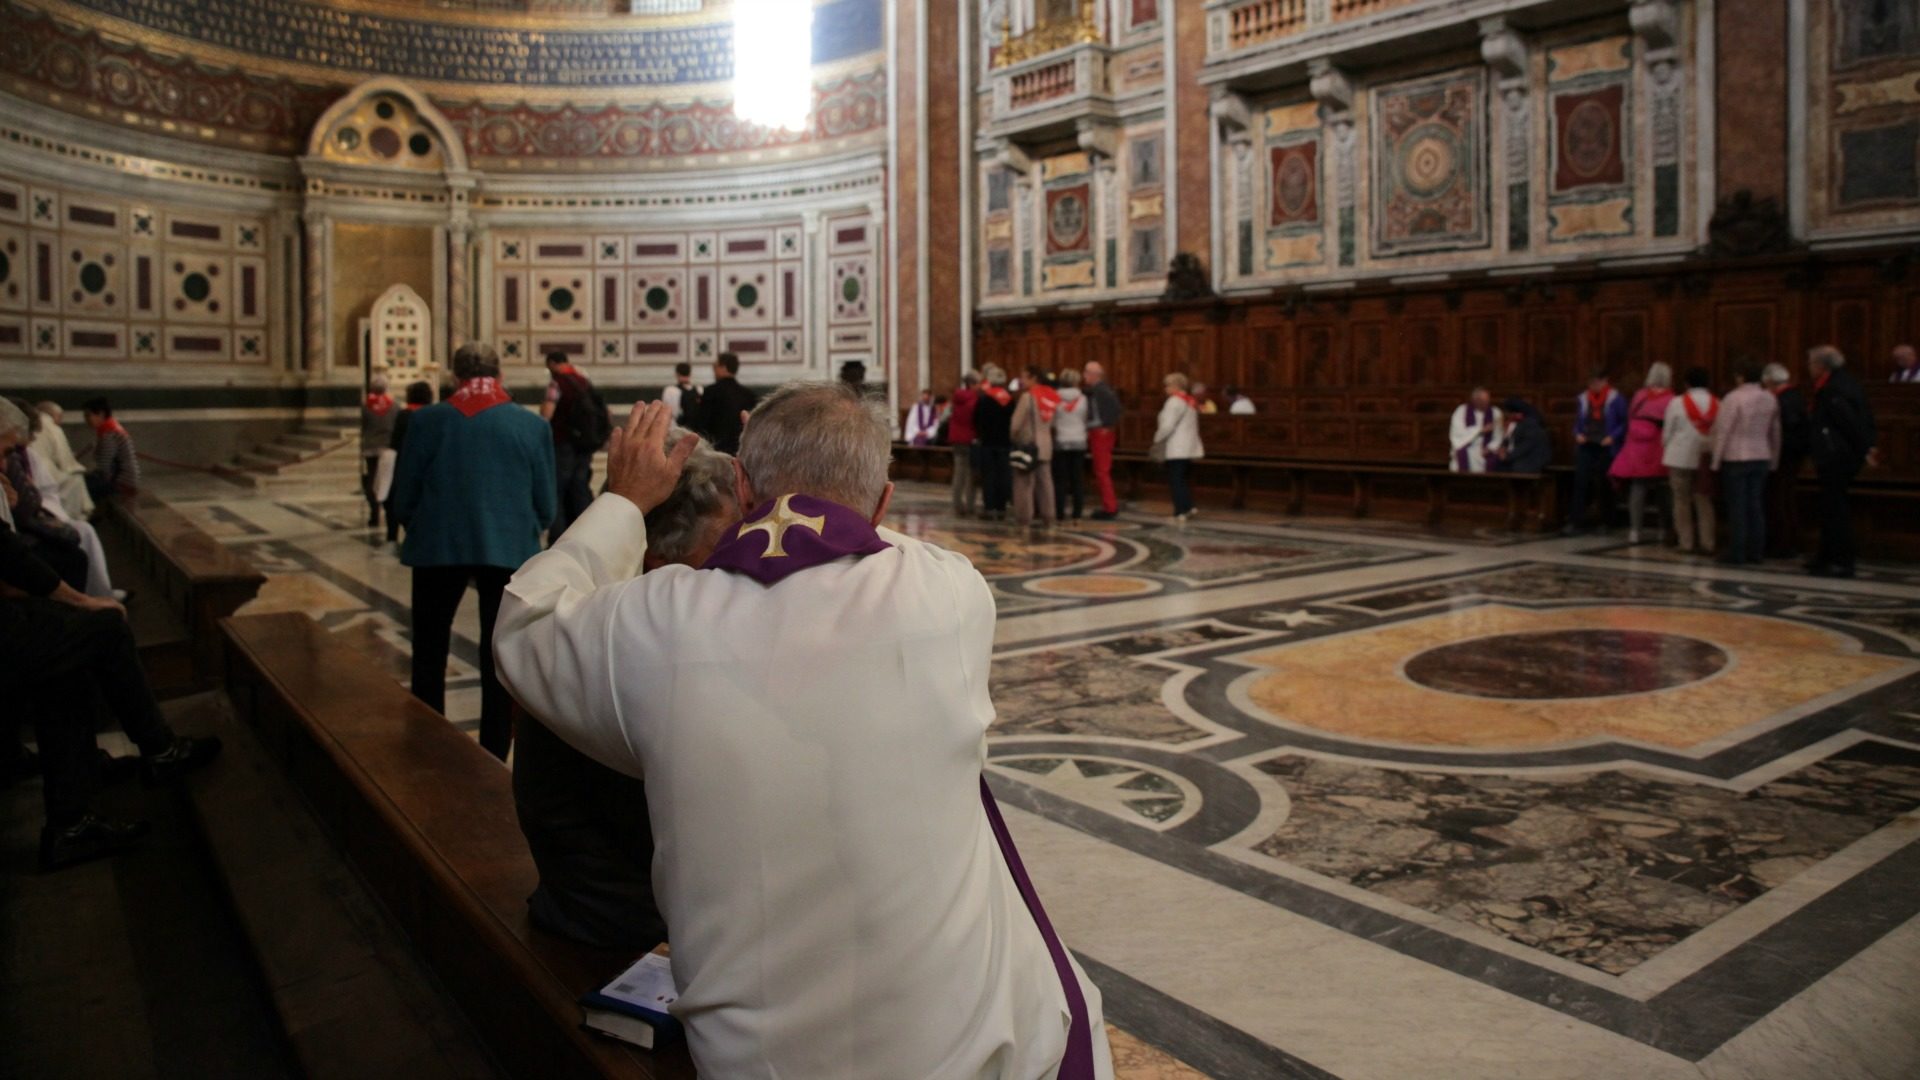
[0,397,27,442]
[36,400,63,423]
[452,342,501,380]
[644,427,738,564]
[738,381,892,512]
[1808,345,1845,370]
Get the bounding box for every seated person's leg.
[513,712,665,950]
[24,533,88,593]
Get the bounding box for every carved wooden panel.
[1462,314,1503,386]
[1350,320,1388,385]
[1599,309,1647,377]
[1525,312,1573,383]
[1712,301,1777,370]
[1298,323,1339,387]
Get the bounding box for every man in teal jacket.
[391,342,557,759]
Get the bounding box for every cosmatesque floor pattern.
[143,466,1920,1080]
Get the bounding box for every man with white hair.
[31,401,93,519]
[495,384,1112,1079]
[1805,344,1877,577]
[1448,386,1504,473]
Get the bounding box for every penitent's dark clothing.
[696,377,758,455]
[3,526,175,826]
[513,714,666,951]
[1499,415,1552,473]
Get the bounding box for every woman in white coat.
[1661,365,1719,554]
[1153,373,1205,521]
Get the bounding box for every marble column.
[447,223,471,353]
[1634,0,1685,238]
[1310,61,1356,268]
[1481,18,1532,252]
[303,211,329,372]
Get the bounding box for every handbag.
[373,448,399,502]
[1010,444,1039,472]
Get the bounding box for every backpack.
[567,378,613,452]
[676,384,703,426]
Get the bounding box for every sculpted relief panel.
[1809,0,1920,235]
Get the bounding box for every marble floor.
[140,464,1920,1080]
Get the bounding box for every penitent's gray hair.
[1763,363,1791,386]
[451,342,501,381]
[643,427,739,563]
[1644,362,1673,390]
[737,381,892,512]
[1808,345,1845,371]
[0,397,29,442]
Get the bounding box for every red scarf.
[90,416,127,437]
[551,363,580,377]
[1170,391,1198,410]
[448,376,511,417]
[982,386,1011,407]
[1681,391,1718,435]
[1808,372,1830,413]
[406,401,427,412]
[364,393,394,416]
[1769,382,1794,397]
[1030,384,1062,424]
[1585,385,1611,418]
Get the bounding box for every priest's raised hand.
[605,399,700,513]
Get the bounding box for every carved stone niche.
[1163,252,1216,301]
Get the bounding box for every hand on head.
[606,400,700,513]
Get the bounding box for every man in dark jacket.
[1763,363,1810,558]
[1803,345,1877,577]
[1495,398,1552,473]
[695,352,758,454]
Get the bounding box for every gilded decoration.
[992,0,1100,69]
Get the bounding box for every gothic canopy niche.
[302,78,473,211]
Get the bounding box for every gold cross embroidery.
[737,494,827,559]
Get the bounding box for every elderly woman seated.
[2,399,114,597]
[511,427,740,950]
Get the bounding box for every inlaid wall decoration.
[1264,102,1324,270]
[983,167,1016,297]
[0,178,271,365]
[320,93,447,170]
[1041,152,1095,291]
[490,221,814,368]
[825,211,878,376]
[1126,132,1166,283]
[1547,37,1635,243]
[1370,69,1489,256]
[1806,0,1920,235]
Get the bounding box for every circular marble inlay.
[181,272,211,302]
[336,126,361,150]
[409,132,434,157]
[375,100,397,120]
[547,286,575,312]
[736,282,759,309]
[1399,125,1460,198]
[1276,152,1315,218]
[1048,193,1087,248]
[1563,99,1617,179]
[645,285,670,310]
[841,275,861,303]
[79,262,107,294]
[369,126,403,158]
[0,250,9,282]
[1404,630,1727,700]
[1026,574,1163,598]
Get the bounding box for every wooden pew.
[97,492,264,695]
[220,612,695,1080]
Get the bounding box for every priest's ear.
[869,482,895,527]
[732,458,758,515]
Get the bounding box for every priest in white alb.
[494,384,1112,1079]
[1448,386,1505,473]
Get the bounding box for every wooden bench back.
[221,611,694,1080]
[104,493,264,688]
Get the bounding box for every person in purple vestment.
[1565,370,1629,535]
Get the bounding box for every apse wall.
[0,0,892,463]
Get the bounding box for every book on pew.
[581,944,680,1050]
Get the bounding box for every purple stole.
[912,402,936,445]
[1456,406,1493,471]
[704,494,1098,1077]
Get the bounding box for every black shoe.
[40,814,151,871]
[1809,563,1856,579]
[1090,510,1118,521]
[142,735,223,785]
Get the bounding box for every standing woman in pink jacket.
[1608,362,1675,544]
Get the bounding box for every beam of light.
[731,0,815,132]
